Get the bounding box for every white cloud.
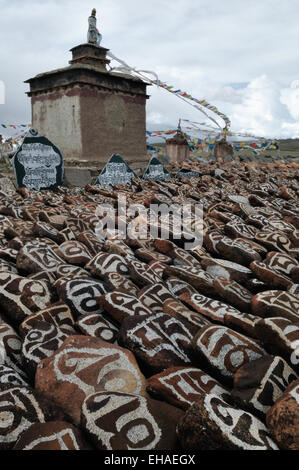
[0,0,299,139]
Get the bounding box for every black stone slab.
[96,154,137,186]
[143,156,171,182]
[13,129,64,190]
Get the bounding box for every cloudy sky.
[1,0,299,138]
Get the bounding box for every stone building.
[166,129,190,164]
[25,43,149,166]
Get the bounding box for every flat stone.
[179,292,242,324]
[252,290,299,322]
[266,379,299,450]
[0,386,66,450]
[76,313,118,343]
[16,241,65,275]
[56,277,108,319]
[19,302,76,338]
[13,420,93,450]
[163,298,210,329]
[0,272,53,325]
[250,260,293,290]
[213,277,252,312]
[22,321,68,378]
[147,366,230,411]
[165,265,217,297]
[137,283,174,314]
[192,325,267,386]
[86,252,130,279]
[0,365,29,388]
[64,167,92,187]
[35,335,148,424]
[119,312,197,374]
[177,393,278,450]
[98,291,153,325]
[254,316,299,368]
[103,271,139,296]
[56,241,92,267]
[81,391,183,450]
[232,355,298,419]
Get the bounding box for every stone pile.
[0,160,298,450]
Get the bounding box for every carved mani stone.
[76,313,118,343]
[0,272,53,324]
[147,366,230,411]
[19,302,76,338]
[232,355,298,419]
[98,291,154,325]
[56,277,108,319]
[213,277,252,313]
[56,241,92,267]
[252,290,299,322]
[35,335,148,424]
[13,421,93,450]
[177,393,278,450]
[191,325,267,386]
[119,313,197,374]
[179,292,242,324]
[254,316,299,368]
[22,322,68,378]
[81,391,184,450]
[0,365,29,388]
[266,379,299,450]
[163,298,210,329]
[0,386,66,450]
[86,252,129,279]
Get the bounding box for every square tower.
[25,43,149,166]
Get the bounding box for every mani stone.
[0,386,66,450]
[98,291,153,325]
[19,302,76,338]
[164,265,216,297]
[250,260,293,290]
[147,366,230,411]
[56,241,92,267]
[232,355,298,420]
[0,365,29,388]
[0,272,53,324]
[22,322,68,378]
[56,277,108,319]
[266,379,299,450]
[252,290,299,322]
[13,421,93,450]
[179,292,242,324]
[86,252,130,279]
[177,393,278,450]
[12,128,64,191]
[163,298,210,329]
[254,317,299,368]
[81,391,184,450]
[191,325,267,386]
[16,241,65,275]
[213,277,252,313]
[175,168,201,179]
[118,312,197,374]
[35,335,148,425]
[76,313,118,343]
[137,283,174,315]
[143,156,171,182]
[96,154,137,186]
[103,272,139,297]
[0,322,27,379]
